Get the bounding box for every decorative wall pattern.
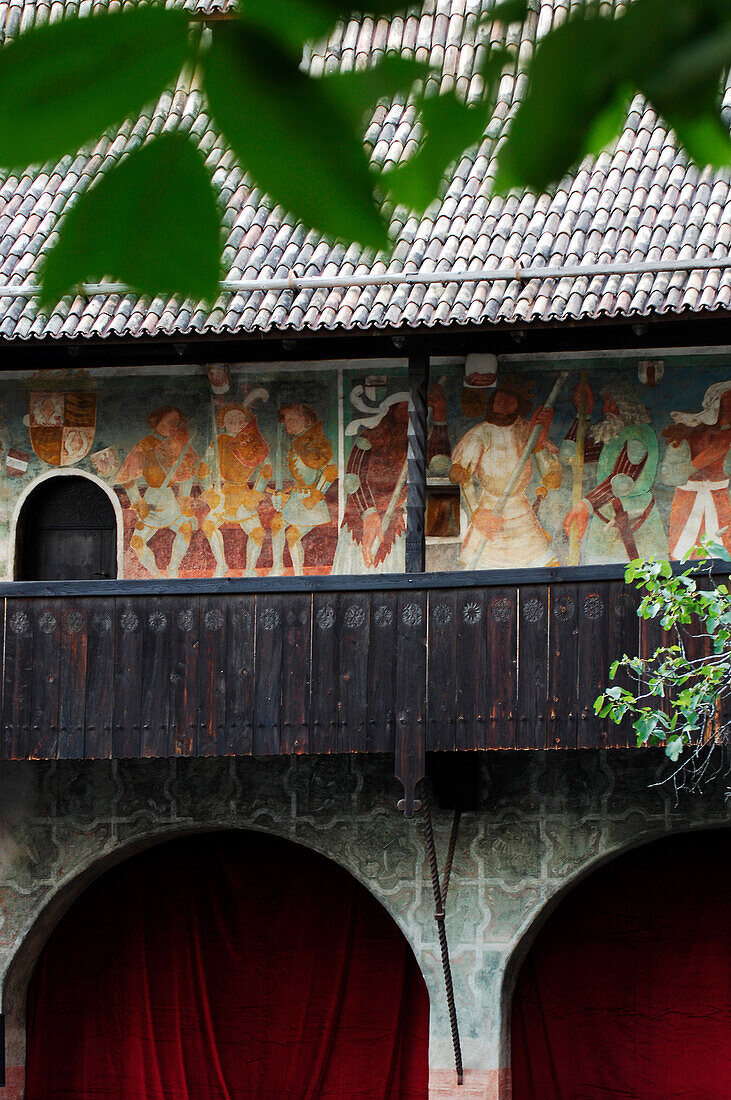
[0,751,726,1097]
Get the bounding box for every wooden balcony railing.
[0,565,709,812]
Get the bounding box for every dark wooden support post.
[397,349,429,816]
[405,349,430,573]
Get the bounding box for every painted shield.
[29,391,97,467]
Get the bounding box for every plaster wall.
[0,751,726,1100]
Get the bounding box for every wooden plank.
[426,589,458,751]
[84,599,115,758]
[337,593,370,752]
[395,590,427,816]
[606,583,641,748]
[224,597,255,756]
[3,601,35,759]
[485,587,517,749]
[57,603,88,759]
[3,558,726,600]
[168,598,199,757]
[517,586,549,749]
[30,601,61,758]
[253,596,283,755]
[548,584,579,749]
[367,591,399,753]
[577,582,611,748]
[197,598,227,757]
[455,588,488,750]
[139,597,171,757]
[310,593,338,754]
[280,593,311,754]
[113,598,142,758]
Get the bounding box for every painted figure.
[270,404,337,575]
[116,406,205,578]
[660,379,731,558]
[334,392,409,573]
[562,381,666,562]
[203,401,271,576]
[449,378,562,568]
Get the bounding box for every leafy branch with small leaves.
[3,0,731,302]
[595,541,731,795]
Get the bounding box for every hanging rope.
[419,784,464,1086]
[441,808,462,906]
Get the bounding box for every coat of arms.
[29,391,97,467]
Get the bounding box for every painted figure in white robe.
[449,381,561,569]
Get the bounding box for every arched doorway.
[511,829,730,1100]
[24,831,429,1099]
[16,475,118,580]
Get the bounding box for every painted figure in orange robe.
[116,406,205,577]
[661,381,731,559]
[271,404,337,575]
[203,403,272,576]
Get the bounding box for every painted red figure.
[661,382,731,558]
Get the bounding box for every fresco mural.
[0,366,408,579]
[433,356,731,570]
[0,356,730,578]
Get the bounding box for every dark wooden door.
[18,477,117,581]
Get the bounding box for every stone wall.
[0,750,726,1100]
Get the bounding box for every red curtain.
[512,829,731,1100]
[25,831,429,1100]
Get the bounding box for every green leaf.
[636,713,659,744]
[489,0,529,24]
[0,6,192,170]
[237,0,415,54]
[40,133,221,306]
[384,90,490,213]
[203,22,388,251]
[670,112,731,168]
[494,0,731,192]
[323,55,431,125]
[665,736,684,762]
[494,12,621,193]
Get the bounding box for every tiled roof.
[1,0,731,340]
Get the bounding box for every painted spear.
[467,370,568,562]
[568,370,589,566]
[493,370,569,515]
